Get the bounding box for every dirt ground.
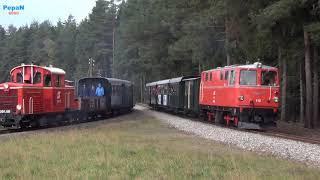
[271,121,320,139]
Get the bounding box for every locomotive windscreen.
[262,71,277,86]
[240,70,257,86]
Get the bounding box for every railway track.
[259,130,320,145]
[202,119,320,145]
[0,129,13,135]
[0,110,136,137]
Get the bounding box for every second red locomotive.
[146,62,280,129]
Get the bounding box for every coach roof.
[146,76,199,87]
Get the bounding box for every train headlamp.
[16,104,22,111]
[254,62,262,68]
[273,97,279,103]
[3,83,9,89]
[239,95,245,101]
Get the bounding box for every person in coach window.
[89,84,96,97]
[95,83,105,97]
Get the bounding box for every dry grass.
[0,111,319,179]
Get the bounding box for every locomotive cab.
[237,63,280,128]
[0,64,78,128]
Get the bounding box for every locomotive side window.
[44,75,52,87]
[240,70,257,86]
[34,72,41,84]
[17,73,23,83]
[55,75,61,87]
[262,71,277,86]
[229,70,235,85]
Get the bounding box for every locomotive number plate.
[0,110,11,114]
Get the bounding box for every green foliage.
[0,0,116,81]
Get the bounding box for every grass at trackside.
[0,112,319,179]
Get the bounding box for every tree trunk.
[300,62,305,123]
[225,18,231,66]
[198,60,201,75]
[140,74,144,103]
[313,47,319,128]
[279,47,287,122]
[304,29,313,128]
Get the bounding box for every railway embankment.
[137,105,320,167]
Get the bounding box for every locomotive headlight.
[273,97,279,103]
[3,83,9,89]
[239,95,245,101]
[16,104,22,110]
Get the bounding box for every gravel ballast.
[136,105,320,167]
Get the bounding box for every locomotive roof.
[237,64,276,69]
[43,66,66,74]
[203,62,277,72]
[10,64,66,75]
[146,76,199,87]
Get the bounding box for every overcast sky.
[0,0,97,28]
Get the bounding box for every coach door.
[184,81,192,110]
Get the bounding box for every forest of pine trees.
[0,0,319,128]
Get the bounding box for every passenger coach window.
[220,72,223,80]
[205,73,209,81]
[44,75,52,87]
[34,72,41,84]
[262,71,277,86]
[210,73,212,81]
[225,71,229,80]
[240,70,257,86]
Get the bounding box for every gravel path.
[136,105,320,167]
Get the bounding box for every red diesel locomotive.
[200,62,280,129]
[146,62,280,129]
[0,64,79,128]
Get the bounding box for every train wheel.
[234,116,239,127]
[202,111,208,121]
[19,121,29,130]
